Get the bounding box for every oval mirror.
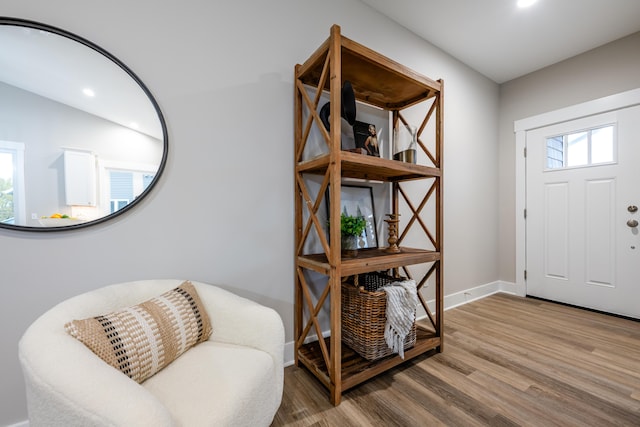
[0,17,167,231]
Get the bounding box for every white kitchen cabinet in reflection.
[64,149,96,206]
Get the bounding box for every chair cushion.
[64,280,212,383]
[143,341,278,427]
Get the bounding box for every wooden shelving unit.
[294,25,444,405]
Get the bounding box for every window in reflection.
[0,141,25,224]
[0,151,14,224]
[108,170,155,213]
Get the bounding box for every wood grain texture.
[274,293,640,426]
[294,24,444,403]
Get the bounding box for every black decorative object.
[319,80,356,131]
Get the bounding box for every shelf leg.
[436,260,444,353]
[330,385,342,406]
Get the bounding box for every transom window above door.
[545,124,615,170]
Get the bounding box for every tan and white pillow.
[65,280,212,383]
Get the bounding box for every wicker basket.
[341,272,417,361]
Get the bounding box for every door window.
[545,124,615,170]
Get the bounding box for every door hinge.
[524,147,527,157]
[524,270,527,280]
[524,209,527,219]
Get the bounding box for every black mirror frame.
[0,17,168,232]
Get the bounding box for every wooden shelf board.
[297,256,331,276]
[297,152,440,182]
[297,325,441,393]
[299,248,440,277]
[297,353,331,389]
[297,30,440,110]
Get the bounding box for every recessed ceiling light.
[82,88,95,97]
[517,0,537,7]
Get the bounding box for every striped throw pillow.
[65,281,212,383]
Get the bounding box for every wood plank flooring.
[272,293,640,426]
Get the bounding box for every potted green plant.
[340,212,366,258]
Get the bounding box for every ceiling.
[360,0,640,83]
[0,22,163,140]
[2,2,639,132]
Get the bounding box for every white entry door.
[526,106,640,319]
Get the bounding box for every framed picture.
[353,121,380,157]
[326,184,378,249]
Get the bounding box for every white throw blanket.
[379,279,418,359]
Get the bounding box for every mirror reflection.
[0,18,167,230]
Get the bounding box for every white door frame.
[514,88,640,297]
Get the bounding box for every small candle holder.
[384,213,401,253]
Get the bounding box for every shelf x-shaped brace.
[295,171,331,259]
[396,98,440,168]
[295,54,332,163]
[296,267,331,368]
[397,180,438,249]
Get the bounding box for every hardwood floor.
[273,293,640,426]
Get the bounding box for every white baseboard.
[6,421,28,427]
[283,280,519,366]
[441,280,521,311]
[284,341,296,367]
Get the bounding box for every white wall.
[498,31,640,282]
[0,1,500,424]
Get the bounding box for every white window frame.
[0,140,26,224]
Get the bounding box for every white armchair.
[19,279,284,427]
